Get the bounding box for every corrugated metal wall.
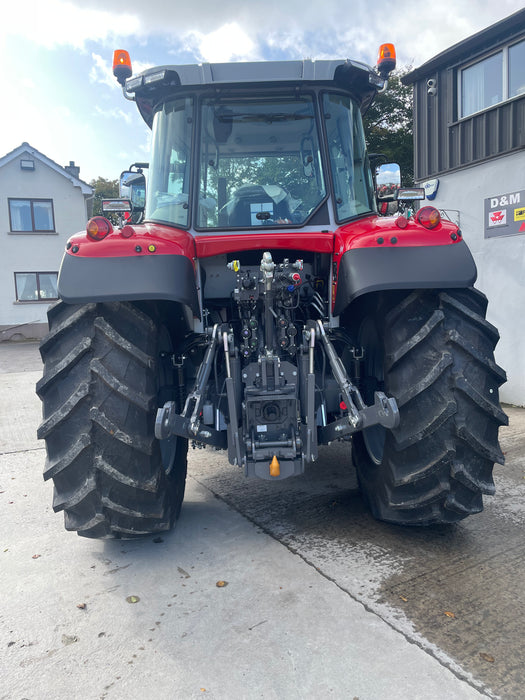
[413,69,525,181]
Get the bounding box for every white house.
[0,143,93,340]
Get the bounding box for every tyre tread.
[37,301,187,538]
[37,381,90,439]
[353,287,506,525]
[386,309,444,370]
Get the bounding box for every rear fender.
[58,251,200,316]
[57,223,200,316]
[333,240,477,316]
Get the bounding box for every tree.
[90,177,120,217]
[363,68,414,186]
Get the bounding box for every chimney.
[64,160,80,179]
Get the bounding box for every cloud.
[90,54,117,89]
[182,23,258,63]
[2,0,524,67]
[21,0,522,66]
[1,0,140,50]
[94,105,133,124]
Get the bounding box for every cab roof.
[124,59,384,127]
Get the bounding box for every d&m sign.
[484,189,525,238]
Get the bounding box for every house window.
[14,272,58,301]
[509,39,525,98]
[8,198,55,232]
[460,39,525,118]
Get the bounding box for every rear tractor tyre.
[36,301,188,538]
[351,288,507,525]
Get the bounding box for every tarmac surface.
[1,341,524,699]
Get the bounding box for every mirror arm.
[121,85,136,102]
[376,79,389,95]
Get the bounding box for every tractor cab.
[112,48,397,234]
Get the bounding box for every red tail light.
[87,216,113,241]
[416,206,441,230]
[119,225,134,238]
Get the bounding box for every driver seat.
[228,185,291,227]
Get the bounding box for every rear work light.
[416,206,441,230]
[87,216,113,241]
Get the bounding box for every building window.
[8,198,55,232]
[460,39,525,118]
[509,39,525,98]
[14,272,58,302]
[461,52,503,117]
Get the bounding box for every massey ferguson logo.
[489,210,506,227]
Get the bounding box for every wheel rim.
[359,317,386,466]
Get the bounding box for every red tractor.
[37,46,507,538]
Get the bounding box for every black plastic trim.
[333,241,477,316]
[58,253,199,316]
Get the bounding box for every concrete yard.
[1,341,524,699]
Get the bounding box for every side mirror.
[375,163,400,201]
[120,171,146,212]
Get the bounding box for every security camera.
[427,86,437,97]
[427,78,436,88]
